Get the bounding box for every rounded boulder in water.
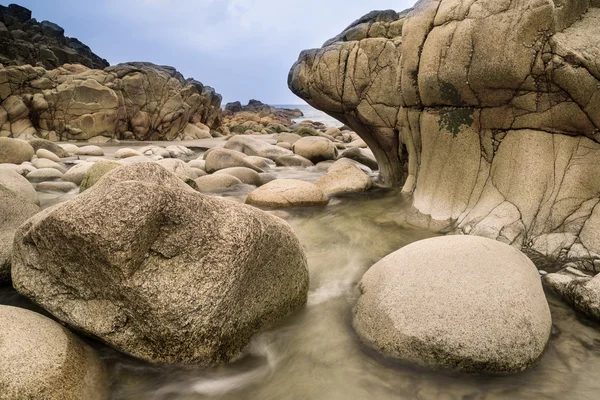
[12,163,309,365]
[353,235,552,374]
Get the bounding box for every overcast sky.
[4,0,416,104]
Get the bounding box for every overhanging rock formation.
[0,62,222,141]
[289,0,600,266]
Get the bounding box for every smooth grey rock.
[275,155,314,168]
[0,166,39,204]
[204,148,263,173]
[0,137,34,164]
[214,167,262,186]
[195,174,243,192]
[26,167,63,182]
[354,235,552,374]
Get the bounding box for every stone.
[115,148,143,159]
[74,145,104,156]
[59,144,80,155]
[354,235,552,374]
[0,305,108,399]
[79,161,122,192]
[288,3,600,267]
[224,136,293,160]
[331,157,373,174]
[275,155,314,168]
[194,174,243,192]
[204,148,263,173]
[277,142,292,150]
[0,162,36,176]
[26,167,62,182]
[35,148,61,162]
[0,137,34,164]
[61,162,94,185]
[544,271,600,321]
[36,181,78,193]
[315,163,372,195]
[244,156,274,169]
[275,132,302,145]
[188,159,206,171]
[292,137,337,163]
[165,145,194,158]
[32,158,66,173]
[0,186,39,284]
[214,167,262,186]
[246,179,329,208]
[339,147,378,170]
[12,163,309,365]
[0,166,38,204]
[29,139,69,158]
[157,158,197,179]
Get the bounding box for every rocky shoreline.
[1,1,600,398]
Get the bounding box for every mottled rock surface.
[0,185,39,284]
[354,235,552,373]
[0,62,222,141]
[0,305,108,400]
[12,163,309,365]
[289,1,600,262]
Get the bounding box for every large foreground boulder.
[354,235,552,374]
[289,2,600,264]
[0,166,39,205]
[0,305,108,400]
[12,163,309,365]
[0,186,39,284]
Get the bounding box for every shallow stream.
[2,156,600,400]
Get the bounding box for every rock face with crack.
[0,62,222,141]
[289,1,600,264]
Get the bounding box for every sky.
[3,0,416,105]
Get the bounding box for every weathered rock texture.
[0,305,108,400]
[0,62,222,141]
[11,163,309,365]
[289,1,600,263]
[221,100,303,134]
[0,4,108,69]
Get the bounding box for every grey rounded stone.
[26,167,63,182]
[195,174,243,192]
[0,166,39,205]
[292,136,338,163]
[214,167,262,186]
[354,235,552,374]
[0,137,34,164]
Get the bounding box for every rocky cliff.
[0,62,222,141]
[0,4,108,70]
[289,0,600,266]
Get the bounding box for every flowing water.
[2,153,600,400]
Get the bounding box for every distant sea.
[273,104,344,128]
